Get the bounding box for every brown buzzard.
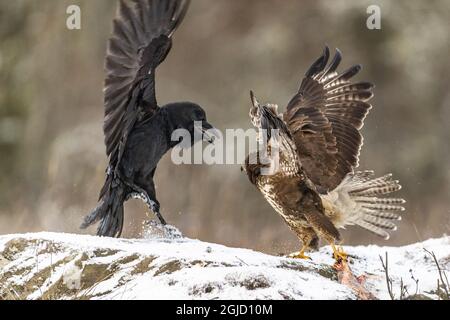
[243,47,405,261]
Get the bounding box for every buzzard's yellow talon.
[293,252,312,260]
[291,245,312,260]
[331,243,348,262]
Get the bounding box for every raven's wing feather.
[104,0,190,164]
[283,47,373,192]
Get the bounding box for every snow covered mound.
[0,229,448,300]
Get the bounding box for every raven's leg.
[145,186,167,225]
[135,170,166,225]
[119,167,167,225]
[127,186,166,225]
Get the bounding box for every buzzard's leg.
[331,243,348,263]
[290,229,316,260]
[292,244,312,260]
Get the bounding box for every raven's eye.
[194,110,204,120]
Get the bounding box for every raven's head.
[165,102,216,148]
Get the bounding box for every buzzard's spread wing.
[283,47,374,192]
[104,0,190,163]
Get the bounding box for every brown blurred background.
[0,0,449,254]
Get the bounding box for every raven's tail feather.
[81,173,127,238]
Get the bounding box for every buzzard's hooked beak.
[250,90,260,111]
[249,90,262,128]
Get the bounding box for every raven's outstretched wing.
[104,0,190,165]
[283,47,374,192]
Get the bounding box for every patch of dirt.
[130,256,157,275]
[92,249,120,257]
[239,274,272,290]
[154,260,185,276]
[190,282,223,296]
[1,239,31,260]
[226,273,272,291]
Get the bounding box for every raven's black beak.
[201,121,217,144]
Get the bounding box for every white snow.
[0,228,448,300]
[62,261,82,291]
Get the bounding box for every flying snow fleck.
[141,220,183,241]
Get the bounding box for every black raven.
[81,0,214,237]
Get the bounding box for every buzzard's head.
[249,91,280,129]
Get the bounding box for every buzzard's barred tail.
[328,171,406,240]
[81,174,127,238]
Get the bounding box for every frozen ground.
[0,225,448,300]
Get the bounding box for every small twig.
[120,282,129,300]
[379,252,395,300]
[379,252,410,300]
[424,249,449,300]
[399,278,408,300]
[409,269,419,296]
[34,242,43,298]
[437,279,441,300]
[235,256,249,266]
[444,272,450,292]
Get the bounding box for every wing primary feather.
[318,48,342,81]
[305,46,330,79]
[324,64,362,89]
[103,0,191,162]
